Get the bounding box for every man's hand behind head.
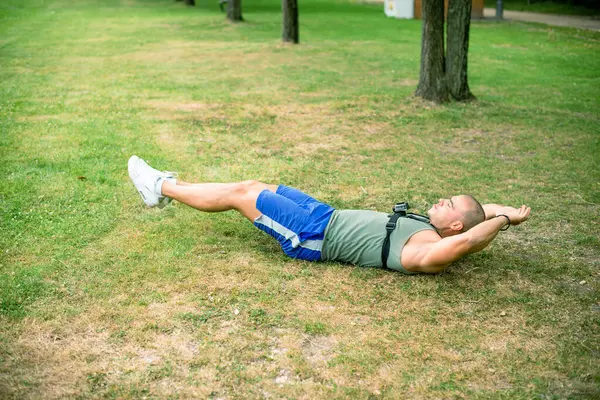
[499,205,531,226]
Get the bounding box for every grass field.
[1,0,599,398]
[484,0,600,16]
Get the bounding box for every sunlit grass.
[485,0,600,16]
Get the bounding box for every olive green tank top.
[321,210,437,274]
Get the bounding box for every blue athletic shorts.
[253,185,335,261]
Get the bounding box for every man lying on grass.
[128,155,531,274]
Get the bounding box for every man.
[128,155,531,274]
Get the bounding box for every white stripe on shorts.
[254,214,323,251]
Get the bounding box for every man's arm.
[483,204,531,225]
[483,204,511,220]
[413,205,531,273]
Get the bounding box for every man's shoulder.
[405,229,441,246]
[400,229,444,273]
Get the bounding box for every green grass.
[1,0,599,398]
[485,0,600,16]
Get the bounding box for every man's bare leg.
[161,180,277,221]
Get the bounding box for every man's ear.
[450,220,464,232]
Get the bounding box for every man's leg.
[128,155,278,220]
[161,180,277,221]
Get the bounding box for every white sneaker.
[128,155,178,208]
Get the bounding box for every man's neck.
[434,225,461,238]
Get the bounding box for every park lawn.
[484,0,600,16]
[1,0,599,398]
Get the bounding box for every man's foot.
[128,155,177,208]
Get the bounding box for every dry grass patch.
[1,290,226,398]
[16,114,82,123]
[156,123,177,147]
[398,78,419,86]
[261,103,395,157]
[145,99,358,166]
[74,36,114,44]
[302,335,337,368]
[121,39,285,71]
[361,121,392,136]
[2,220,595,398]
[147,100,224,113]
[492,43,529,50]
[436,127,516,155]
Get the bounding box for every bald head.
[459,195,486,232]
[427,194,486,237]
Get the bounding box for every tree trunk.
[227,0,243,22]
[282,0,299,44]
[446,0,475,101]
[184,0,195,5]
[415,0,449,103]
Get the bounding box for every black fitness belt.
[381,202,434,269]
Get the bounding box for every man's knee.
[231,181,272,201]
[230,181,266,219]
[237,180,263,194]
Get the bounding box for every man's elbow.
[407,263,448,274]
[423,264,448,274]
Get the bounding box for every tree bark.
[446,0,475,101]
[415,0,449,103]
[282,0,299,44]
[227,0,243,22]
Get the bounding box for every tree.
[446,0,475,100]
[184,0,195,6]
[282,0,299,44]
[415,0,448,103]
[415,0,475,103]
[227,0,243,22]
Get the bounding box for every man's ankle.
[159,179,176,196]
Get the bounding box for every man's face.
[427,195,469,231]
